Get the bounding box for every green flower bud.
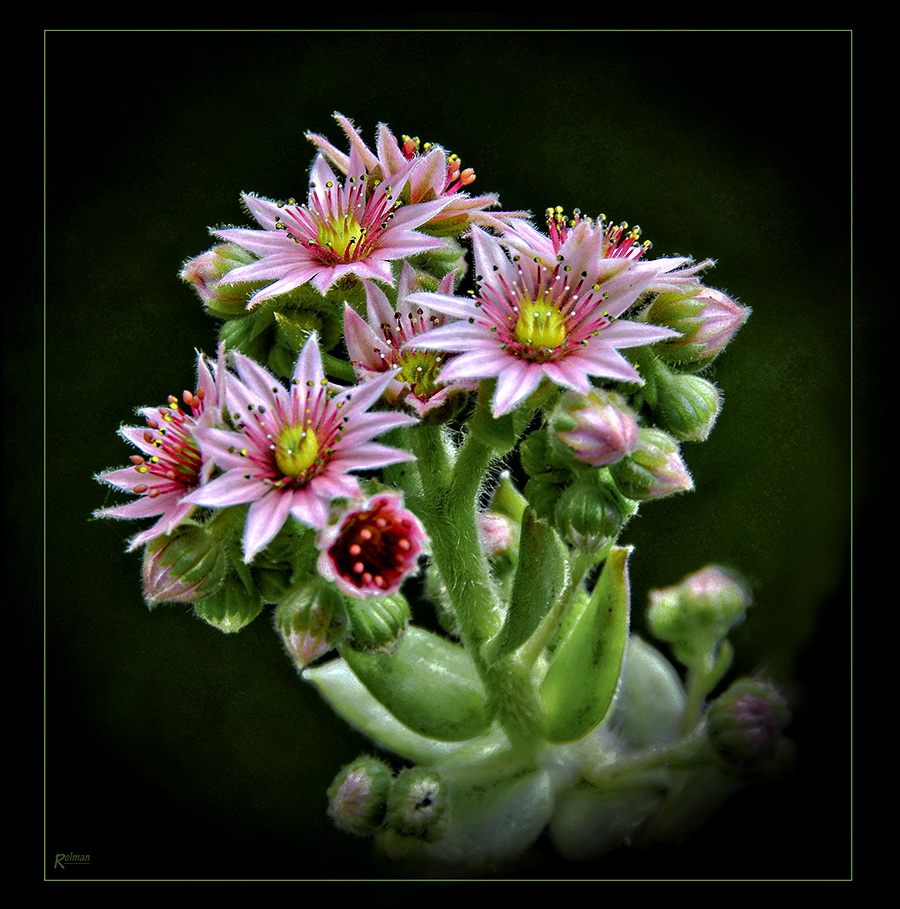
[608,428,693,501]
[554,477,626,553]
[707,678,791,772]
[520,427,571,483]
[266,340,296,378]
[651,363,721,442]
[192,574,263,634]
[647,565,750,662]
[327,756,393,836]
[384,767,449,844]
[520,429,574,521]
[219,297,342,379]
[344,593,411,654]
[407,236,468,276]
[275,579,348,670]
[273,310,320,356]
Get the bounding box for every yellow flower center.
[316,214,365,259]
[514,297,567,350]
[395,349,444,400]
[275,423,320,478]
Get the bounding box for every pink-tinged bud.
[687,288,749,362]
[327,756,393,836]
[647,565,750,651]
[179,243,260,315]
[276,580,348,670]
[477,511,517,557]
[553,390,640,467]
[707,678,791,771]
[645,287,750,368]
[317,495,426,599]
[608,428,693,501]
[141,542,207,606]
[140,531,227,607]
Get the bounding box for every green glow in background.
[40,30,853,881]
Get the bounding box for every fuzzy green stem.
[583,730,714,790]
[681,641,733,735]
[411,382,544,748]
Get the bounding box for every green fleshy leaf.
[608,635,686,751]
[540,546,631,743]
[490,509,567,659]
[423,768,556,869]
[303,657,473,765]
[340,626,492,742]
[550,784,666,861]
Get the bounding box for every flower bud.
[141,538,209,606]
[344,593,412,654]
[552,390,640,467]
[141,526,229,607]
[192,574,264,633]
[646,287,749,368]
[707,678,791,771]
[608,428,693,501]
[477,510,518,558]
[327,756,393,836]
[647,565,750,656]
[554,478,626,553]
[384,767,449,844]
[651,364,721,443]
[275,579,348,670]
[180,244,261,317]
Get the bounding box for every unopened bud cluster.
[327,758,448,851]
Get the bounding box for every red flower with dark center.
[318,495,426,598]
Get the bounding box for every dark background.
[36,29,854,882]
